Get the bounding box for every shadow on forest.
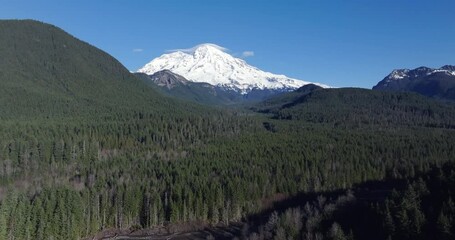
[254,179,404,221]
[201,177,409,240]
[109,162,455,240]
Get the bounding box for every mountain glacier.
[137,43,328,94]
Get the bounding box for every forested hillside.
[0,20,454,240]
[254,86,455,128]
[0,20,197,119]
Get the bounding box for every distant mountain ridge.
[136,70,293,105]
[137,43,328,94]
[147,69,189,89]
[135,71,243,105]
[136,70,299,105]
[373,65,455,100]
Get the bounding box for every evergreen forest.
[0,20,454,240]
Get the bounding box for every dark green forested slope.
[0,20,454,240]
[254,86,455,128]
[0,20,188,119]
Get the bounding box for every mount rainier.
[137,43,328,94]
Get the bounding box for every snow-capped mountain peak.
[373,65,455,100]
[383,66,455,83]
[137,43,328,94]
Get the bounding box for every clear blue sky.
[1,0,454,88]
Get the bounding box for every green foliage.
[254,87,455,129]
[1,20,455,239]
[0,20,202,120]
[243,163,455,240]
[377,164,455,240]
